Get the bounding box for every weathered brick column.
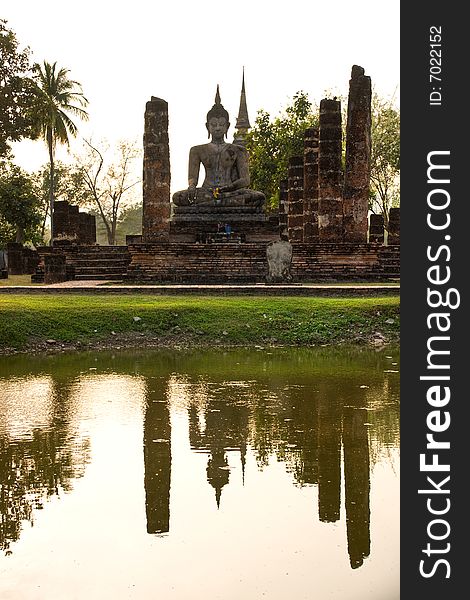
[142,97,171,242]
[303,127,319,242]
[318,99,343,242]
[287,156,304,242]
[278,178,288,237]
[388,207,400,245]
[6,242,24,275]
[343,65,372,243]
[369,214,384,244]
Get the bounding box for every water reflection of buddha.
[172,88,265,210]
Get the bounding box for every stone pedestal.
[303,127,319,242]
[343,66,372,243]
[142,97,171,242]
[287,156,304,242]
[318,99,343,242]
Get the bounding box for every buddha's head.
[206,86,230,140]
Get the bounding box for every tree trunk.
[15,226,25,244]
[48,129,55,246]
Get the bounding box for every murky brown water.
[0,347,399,600]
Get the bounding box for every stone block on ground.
[266,240,293,283]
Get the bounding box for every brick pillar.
[369,214,384,244]
[6,242,24,275]
[303,127,319,242]
[142,97,171,242]
[318,99,343,242]
[78,213,96,245]
[343,65,372,243]
[388,207,400,245]
[278,178,288,237]
[287,156,304,242]
[52,201,69,241]
[69,205,80,241]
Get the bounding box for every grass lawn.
[0,274,37,286]
[0,294,400,350]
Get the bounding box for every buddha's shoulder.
[189,143,211,155]
[224,143,248,157]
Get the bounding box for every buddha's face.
[207,117,229,141]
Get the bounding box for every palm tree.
[31,61,88,244]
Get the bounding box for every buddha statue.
[172,88,265,211]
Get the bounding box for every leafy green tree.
[0,20,35,157]
[369,94,400,230]
[246,90,400,224]
[0,164,42,245]
[115,203,142,244]
[246,92,318,209]
[30,61,88,244]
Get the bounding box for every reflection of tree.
[0,428,90,555]
[0,376,90,555]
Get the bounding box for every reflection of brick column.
[278,179,288,237]
[142,97,171,242]
[343,407,370,569]
[369,214,384,244]
[317,392,341,523]
[388,208,400,245]
[318,99,343,242]
[287,156,304,242]
[343,66,372,243]
[144,392,171,534]
[303,127,319,242]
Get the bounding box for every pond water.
[0,347,399,600]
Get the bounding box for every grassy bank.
[0,294,399,353]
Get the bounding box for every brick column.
[303,127,319,242]
[278,178,288,237]
[6,242,24,275]
[287,156,304,242]
[388,208,400,245]
[343,65,372,243]
[369,214,384,244]
[142,97,171,242]
[318,99,343,242]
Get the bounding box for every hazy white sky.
[3,0,399,194]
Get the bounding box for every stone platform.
[127,242,400,283]
[170,212,279,243]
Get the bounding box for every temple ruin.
[28,66,399,284]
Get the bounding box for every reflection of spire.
[215,84,221,105]
[206,448,229,509]
[143,383,171,534]
[343,407,370,569]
